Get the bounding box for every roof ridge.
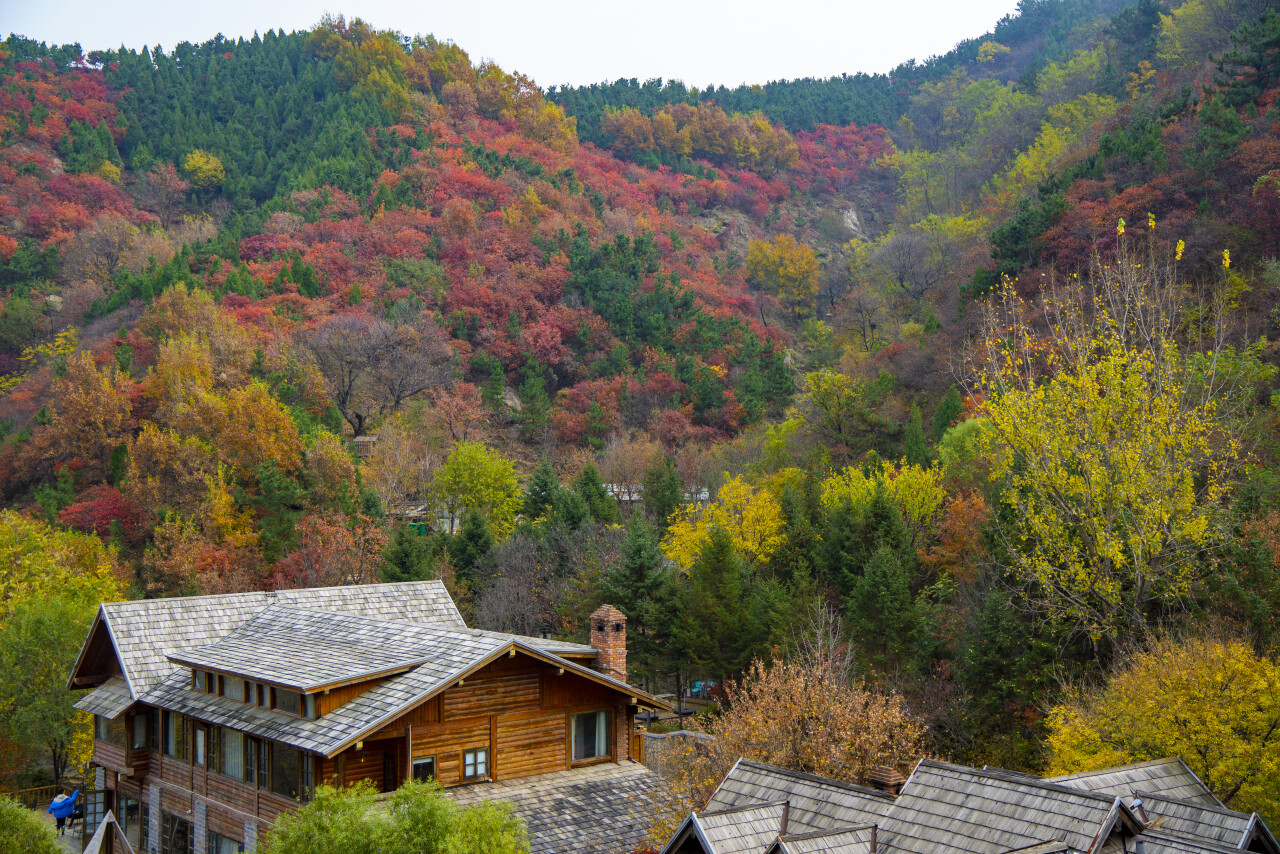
[734,758,895,799]
[913,759,1122,804]
[1048,757,1186,778]
[779,824,875,842]
[699,799,790,818]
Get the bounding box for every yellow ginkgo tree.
[661,475,785,570]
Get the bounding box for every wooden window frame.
[461,747,488,781]
[412,755,436,784]
[569,709,613,766]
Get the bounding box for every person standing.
[47,789,79,836]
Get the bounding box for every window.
[301,754,314,803]
[207,832,244,854]
[256,739,268,790]
[272,688,301,716]
[412,757,436,783]
[191,670,214,693]
[462,748,487,780]
[131,712,148,751]
[270,742,301,800]
[220,729,246,782]
[223,679,247,703]
[94,714,125,746]
[194,727,207,767]
[119,796,141,849]
[164,711,188,760]
[571,710,610,763]
[161,812,194,854]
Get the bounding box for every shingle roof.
[440,760,667,854]
[771,825,877,854]
[74,675,134,719]
[1139,793,1260,849]
[704,759,894,834]
[876,760,1137,854]
[1048,759,1220,807]
[696,802,789,854]
[94,581,466,699]
[137,605,661,756]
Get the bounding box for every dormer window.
[191,669,215,693]
[273,688,301,716]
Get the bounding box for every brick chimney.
[589,604,627,683]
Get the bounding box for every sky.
[3,0,1023,90]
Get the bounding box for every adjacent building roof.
[665,801,789,854]
[441,760,667,854]
[876,760,1141,854]
[766,826,877,854]
[704,759,894,833]
[1048,759,1221,807]
[74,581,467,700]
[1139,793,1280,853]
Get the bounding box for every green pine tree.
[932,386,963,442]
[602,520,671,686]
[574,463,619,524]
[904,403,930,467]
[448,508,493,587]
[522,461,560,520]
[382,523,436,583]
[641,457,683,528]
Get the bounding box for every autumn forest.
[2,0,1280,832]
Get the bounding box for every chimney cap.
[590,604,627,623]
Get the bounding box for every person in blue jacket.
[48,789,79,836]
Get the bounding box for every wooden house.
[68,581,669,854]
[660,757,1280,854]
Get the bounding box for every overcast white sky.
[4,0,1022,90]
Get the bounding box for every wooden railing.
[3,783,59,809]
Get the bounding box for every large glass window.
[224,679,247,703]
[194,727,207,767]
[164,712,188,760]
[94,714,125,746]
[207,832,244,854]
[462,748,487,780]
[571,710,610,762]
[220,729,246,782]
[131,712,148,751]
[270,743,301,800]
[161,812,193,854]
[118,796,141,849]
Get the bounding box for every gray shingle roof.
[1139,830,1248,854]
[441,760,667,854]
[704,759,894,834]
[1139,793,1259,849]
[876,760,1136,854]
[1048,759,1220,807]
[137,605,660,756]
[96,581,466,699]
[696,802,788,854]
[74,675,134,719]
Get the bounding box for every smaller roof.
[705,759,894,834]
[768,825,877,854]
[74,675,134,720]
[1048,759,1220,807]
[1138,793,1279,854]
[441,761,667,854]
[697,802,789,854]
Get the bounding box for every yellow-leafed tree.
[969,239,1265,641]
[1047,636,1280,822]
[662,475,785,569]
[746,234,820,318]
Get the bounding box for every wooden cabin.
[68,582,668,854]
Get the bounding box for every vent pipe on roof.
[1134,835,1146,854]
[870,825,877,853]
[780,801,789,835]
[1132,798,1148,824]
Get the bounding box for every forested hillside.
[2,0,1280,823]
